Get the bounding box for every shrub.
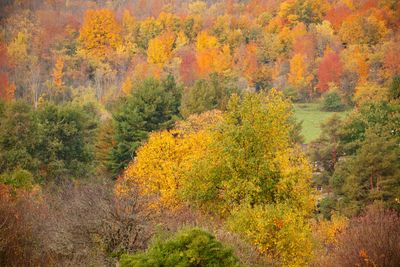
[321,90,345,111]
[317,204,400,267]
[119,228,243,267]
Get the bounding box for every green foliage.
[340,102,400,154]
[181,73,240,118]
[311,101,400,216]
[293,103,348,143]
[309,115,343,174]
[0,101,98,182]
[110,75,182,174]
[35,102,98,180]
[389,75,400,100]
[321,90,345,112]
[0,169,34,190]
[0,101,39,174]
[333,127,400,214]
[181,91,314,265]
[119,228,243,267]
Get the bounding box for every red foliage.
[325,5,352,31]
[177,47,199,85]
[317,51,343,93]
[384,41,400,76]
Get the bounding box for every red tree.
[317,51,343,93]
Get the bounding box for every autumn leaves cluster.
[115,90,315,265]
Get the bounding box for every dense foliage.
[120,228,243,267]
[1,0,399,266]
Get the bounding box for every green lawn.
[293,103,348,144]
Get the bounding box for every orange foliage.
[79,9,122,59]
[52,57,64,88]
[0,73,15,102]
[195,31,232,75]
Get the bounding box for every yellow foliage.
[315,213,348,246]
[52,57,64,88]
[123,130,212,210]
[79,9,122,59]
[341,45,369,83]
[175,109,223,133]
[175,31,188,49]
[353,82,389,106]
[147,32,175,65]
[121,75,133,95]
[288,53,313,91]
[196,31,219,51]
[122,9,139,56]
[196,31,232,75]
[189,1,207,15]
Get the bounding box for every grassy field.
[293,103,349,144]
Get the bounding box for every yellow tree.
[353,82,389,106]
[52,57,64,89]
[279,0,329,26]
[196,31,232,75]
[123,129,212,210]
[288,53,313,96]
[147,32,175,65]
[79,9,122,59]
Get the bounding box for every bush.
[317,204,400,267]
[120,228,243,267]
[321,90,345,111]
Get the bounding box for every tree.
[278,0,329,26]
[0,101,38,175]
[35,102,98,181]
[147,32,175,65]
[79,9,122,59]
[317,51,343,93]
[353,82,389,107]
[110,76,182,174]
[288,53,313,98]
[124,129,211,210]
[182,91,314,265]
[120,228,243,267]
[339,14,388,45]
[335,128,400,212]
[185,90,313,211]
[320,204,400,266]
[180,73,240,117]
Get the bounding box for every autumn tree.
[124,129,211,210]
[183,91,315,265]
[339,14,388,45]
[278,0,329,26]
[196,31,233,75]
[353,82,389,106]
[79,9,122,59]
[317,51,343,93]
[288,53,313,98]
[147,32,175,65]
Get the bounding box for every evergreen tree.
[110,76,182,174]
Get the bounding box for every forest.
[0,0,399,266]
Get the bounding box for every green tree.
[0,101,38,174]
[35,102,98,181]
[120,228,243,267]
[334,127,400,214]
[182,91,314,265]
[110,76,182,174]
[181,73,240,118]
